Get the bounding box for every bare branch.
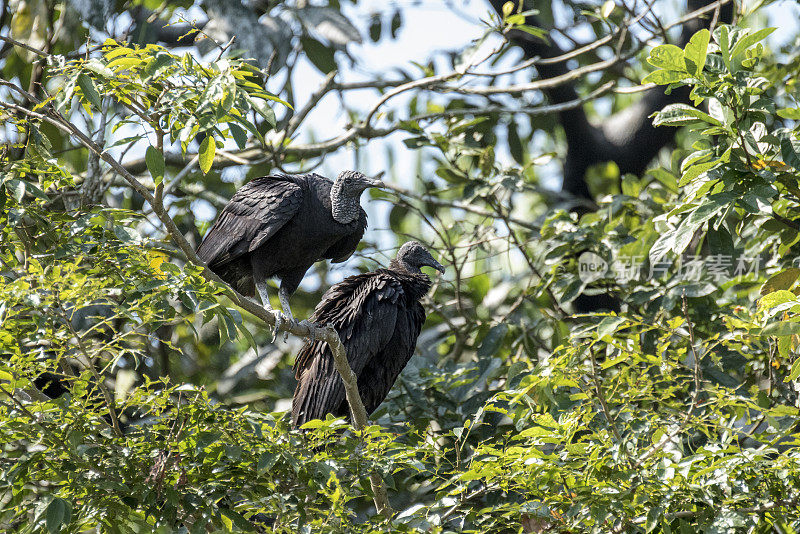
[0,34,49,57]
[411,80,615,120]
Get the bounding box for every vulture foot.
[271,312,291,344]
[277,288,296,343]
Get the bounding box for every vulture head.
[330,170,384,223]
[396,241,445,274]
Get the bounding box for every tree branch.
[1,90,393,518]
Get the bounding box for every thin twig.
[0,34,49,57]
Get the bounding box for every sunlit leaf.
[199,136,215,175]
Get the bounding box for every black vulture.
[196,171,383,333]
[292,241,444,427]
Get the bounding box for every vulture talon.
[271,313,285,344]
[282,313,293,343]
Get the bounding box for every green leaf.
[220,508,253,531]
[198,136,215,175]
[145,146,165,185]
[787,357,800,382]
[83,58,114,78]
[369,14,382,41]
[646,506,664,533]
[560,277,585,303]
[6,179,25,202]
[679,160,718,187]
[687,193,735,226]
[228,123,248,149]
[45,498,70,534]
[777,108,800,120]
[621,174,641,196]
[104,45,133,60]
[507,120,524,164]
[600,0,614,19]
[762,321,800,336]
[780,133,800,170]
[113,225,140,243]
[300,419,326,430]
[649,229,676,263]
[761,269,800,296]
[707,225,734,257]
[245,94,277,128]
[257,452,279,473]
[478,324,508,358]
[718,25,731,70]
[671,219,700,256]
[107,56,141,71]
[140,52,176,81]
[778,334,791,360]
[758,289,797,310]
[300,37,337,74]
[684,29,710,76]
[647,44,686,71]
[642,69,687,85]
[653,104,722,127]
[77,73,102,109]
[237,322,257,352]
[730,27,776,59]
[597,316,625,340]
[648,167,678,192]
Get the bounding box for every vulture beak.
[426,258,446,274]
[367,171,385,190]
[369,179,386,189]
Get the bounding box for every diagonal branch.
[0,92,393,518]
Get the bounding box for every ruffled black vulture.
[196,171,383,332]
[292,241,444,427]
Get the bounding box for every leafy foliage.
[3,1,800,533]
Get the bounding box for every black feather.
[292,255,434,427]
[196,172,368,300]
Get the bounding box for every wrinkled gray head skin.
[396,241,445,274]
[330,171,384,224]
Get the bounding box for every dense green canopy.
[2,0,800,532]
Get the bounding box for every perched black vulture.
[196,171,383,331]
[292,241,444,427]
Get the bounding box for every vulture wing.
[325,209,368,263]
[292,271,404,425]
[197,175,304,267]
